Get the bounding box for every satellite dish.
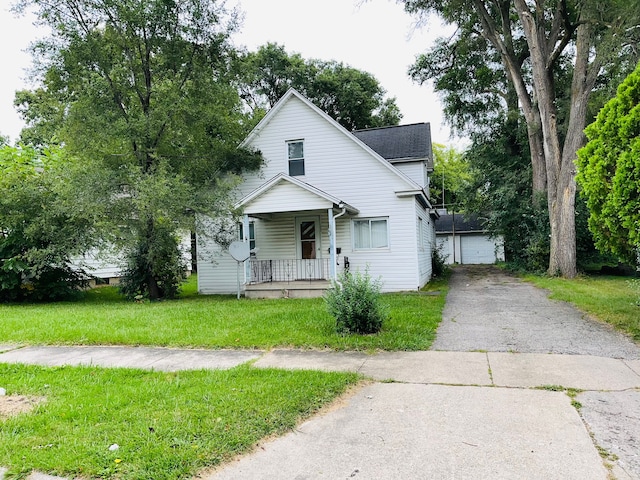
[229,241,251,262]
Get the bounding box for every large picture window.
[287,140,305,176]
[353,218,389,249]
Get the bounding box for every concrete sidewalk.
[1,345,640,479]
[1,345,639,391]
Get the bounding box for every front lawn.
[0,363,358,479]
[524,274,640,341]
[0,276,447,351]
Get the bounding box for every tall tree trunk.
[550,23,598,277]
[517,1,576,277]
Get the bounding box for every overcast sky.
[0,0,463,146]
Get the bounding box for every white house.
[72,236,193,287]
[435,213,505,265]
[197,89,438,298]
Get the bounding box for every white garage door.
[460,235,497,264]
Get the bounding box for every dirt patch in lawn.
[0,395,45,419]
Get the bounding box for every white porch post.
[328,208,336,281]
[243,214,250,284]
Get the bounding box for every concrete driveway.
[433,265,640,358]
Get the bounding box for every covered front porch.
[237,174,358,298]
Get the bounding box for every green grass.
[524,274,640,341]
[0,276,447,351]
[0,363,359,479]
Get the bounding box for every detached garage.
[436,213,505,265]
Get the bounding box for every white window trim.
[352,217,390,251]
[286,139,305,176]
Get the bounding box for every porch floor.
[245,280,331,299]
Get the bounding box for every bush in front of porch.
[325,270,388,335]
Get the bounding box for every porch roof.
[236,173,359,215]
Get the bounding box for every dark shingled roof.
[353,123,433,170]
[436,214,486,234]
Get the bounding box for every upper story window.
[353,218,389,250]
[287,140,305,176]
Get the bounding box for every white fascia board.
[388,156,429,164]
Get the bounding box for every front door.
[295,216,322,279]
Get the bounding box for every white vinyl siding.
[394,161,428,188]
[244,181,333,214]
[416,201,432,287]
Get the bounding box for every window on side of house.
[238,222,256,252]
[353,218,389,250]
[418,216,424,251]
[287,140,305,176]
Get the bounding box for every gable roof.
[436,214,486,234]
[236,173,359,215]
[240,88,429,203]
[353,123,433,170]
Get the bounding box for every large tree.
[236,43,402,130]
[15,0,263,299]
[404,0,640,277]
[577,64,640,266]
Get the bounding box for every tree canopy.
[430,143,472,209]
[15,0,263,299]
[577,64,640,265]
[236,43,402,130]
[404,0,640,276]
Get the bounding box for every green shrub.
[324,270,388,335]
[431,243,450,278]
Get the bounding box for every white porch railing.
[249,259,330,283]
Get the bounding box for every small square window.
[287,140,305,176]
